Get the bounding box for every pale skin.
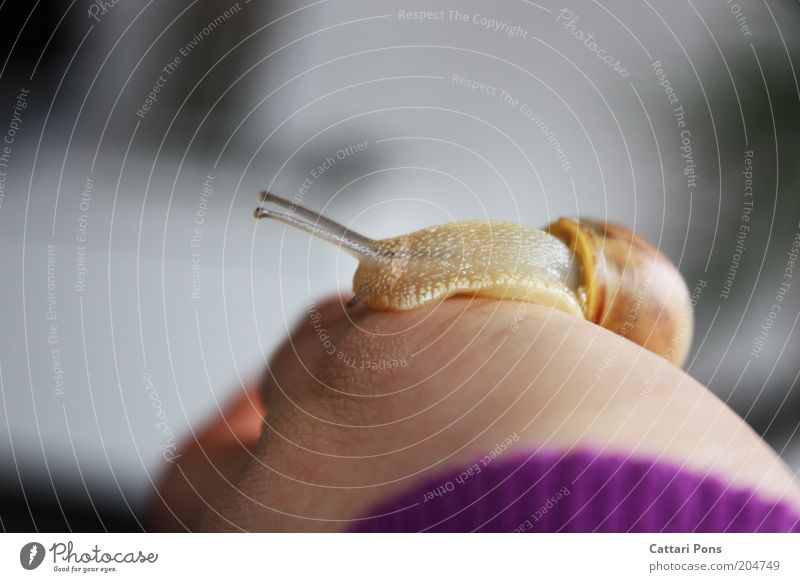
[148,296,800,532]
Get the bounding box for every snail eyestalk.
[254,192,379,260]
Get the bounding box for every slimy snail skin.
[254,192,694,366]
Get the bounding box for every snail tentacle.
[254,192,380,260]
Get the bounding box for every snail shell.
[255,193,693,366]
[547,218,693,367]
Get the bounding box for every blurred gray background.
[0,0,798,529]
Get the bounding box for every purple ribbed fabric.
[348,449,800,532]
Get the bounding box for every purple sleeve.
[347,448,800,532]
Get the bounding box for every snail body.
[255,193,693,366]
[352,221,583,314]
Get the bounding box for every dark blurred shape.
[0,481,140,532]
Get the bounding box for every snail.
[254,192,694,366]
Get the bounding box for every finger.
[206,297,800,531]
[148,381,265,531]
